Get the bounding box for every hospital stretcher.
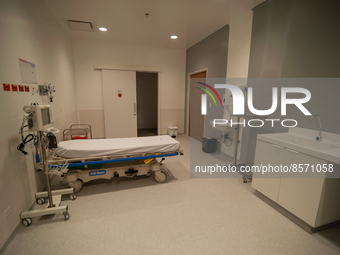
[47,135,183,192]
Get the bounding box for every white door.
[102,70,137,138]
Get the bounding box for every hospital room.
[1,0,340,254]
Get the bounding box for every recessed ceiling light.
[99,27,107,32]
[171,35,178,39]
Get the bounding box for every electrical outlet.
[4,205,12,218]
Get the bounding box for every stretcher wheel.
[22,218,32,227]
[62,211,70,220]
[154,171,167,183]
[70,193,77,200]
[36,197,45,205]
[68,180,83,193]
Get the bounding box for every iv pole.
[39,131,54,208]
[19,131,76,226]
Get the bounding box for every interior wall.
[185,25,229,140]
[136,72,158,130]
[246,0,340,165]
[223,10,254,161]
[0,0,78,249]
[226,11,253,79]
[72,39,186,137]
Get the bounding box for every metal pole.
[39,131,54,207]
[233,116,241,166]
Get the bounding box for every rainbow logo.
[196,82,222,106]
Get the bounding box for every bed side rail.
[47,149,183,169]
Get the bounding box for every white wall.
[222,10,253,160]
[72,39,186,137]
[226,11,253,79]
[0,0,78,249]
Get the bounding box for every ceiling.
[43,0,264,49]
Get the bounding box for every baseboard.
[254,190,340,233]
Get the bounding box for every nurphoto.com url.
[194,164,334,175]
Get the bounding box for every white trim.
[186,68,208,135]
[157,73,161,135]
[94,64,161,73]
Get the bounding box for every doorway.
[136,72,158,137]
[101,69,159,138]
[189,71,207,142]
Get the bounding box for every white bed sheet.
[55,135,180,159]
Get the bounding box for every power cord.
[17,134,34,155]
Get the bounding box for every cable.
[17,134,34,155]
[223,132,233,147]
[225,106,232,120]
[18,112,36,155]
[224,138,233,147]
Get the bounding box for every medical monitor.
[23,104,53,131]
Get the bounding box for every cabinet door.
[251,140,285,202]
[278,150,326,227]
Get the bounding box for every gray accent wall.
[185,25,229,140]
[249,0,340,79]
[245,0,340,165]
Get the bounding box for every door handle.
[134,103,136,116]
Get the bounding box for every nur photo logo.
[196,82,312,128]
[196,82,222,115]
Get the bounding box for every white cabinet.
[252,140,284,202]
[252,139,340,228]
[278,150,326,227]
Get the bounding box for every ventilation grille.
[68,20,93,31]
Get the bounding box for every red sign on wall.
[24,86,30,92]
[11,84,18,91]
[3,83,10,91]
[19,85,24,92]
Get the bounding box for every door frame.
[186,68,208,135]
[95,64,161,135]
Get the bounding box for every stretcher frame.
[47,149,183,192]
[63,124,92,141]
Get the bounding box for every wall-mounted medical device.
[38,83,55,102]
[23,104,53,131]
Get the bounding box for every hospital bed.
[47,135,183,192]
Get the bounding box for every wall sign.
[11,84,18,91]
[18,58,37,84]
[3,83,10,91]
